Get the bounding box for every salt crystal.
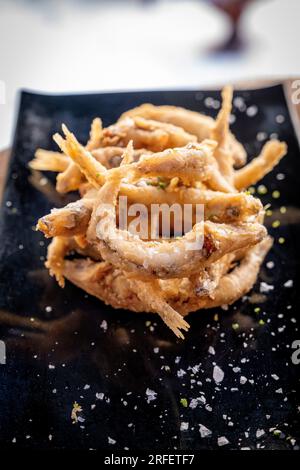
[189,398,199,409]
[100,320,108,331]
[276,114,285,124]
[218,436,229,446]
[180,422,189,431]
[271,374,279,380]
[199,424,212,438]
[146,388,157,403]
[213,365,224,384]
[177,369,186,378]
[246,105,258,117]
[256,429,265,438]
[260,282,274,293]
[257,131,268,141]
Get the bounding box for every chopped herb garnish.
[180,398,188,408]
[232,322,240,330]
[272,220,280,228]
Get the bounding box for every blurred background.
[0,0,299,148]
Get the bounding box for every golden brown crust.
[32,86,286,338]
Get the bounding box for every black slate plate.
[0,86,300,451]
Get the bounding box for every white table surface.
[1,0,300,149]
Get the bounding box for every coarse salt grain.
[180,422,189,431]
[145,388,157,403]
[213,365,224,384]
[199,424,212,438]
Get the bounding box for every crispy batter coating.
[234,140,287,189]
[32,86,287,337]
[56,118,103,193]
[211,85,234,182]
[86,174,266,279]
[120,88,246,167]
[129,141,235,192]
[101,116,197,151]
[37,190,262,239]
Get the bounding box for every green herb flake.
[272,190,280,199]
[158,181,167,189]
[180,398,188,408]
[232,322,240,330]
[272,220,281,228]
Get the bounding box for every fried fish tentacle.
[234,140,287,189]
[37,198,94,238]
[37,189,262,239]
[172,236,273,315]
[120,97,246,166]
[87,174,266,279]
[29,149,69,172]
[102,116,197,151]
[211,85,234,182]
[45,236,71,287]
[86,117,103,151]
[53,124,107,187]
[34,87,287,339]
[127,141,235,193]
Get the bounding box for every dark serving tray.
[0,86,299,451]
